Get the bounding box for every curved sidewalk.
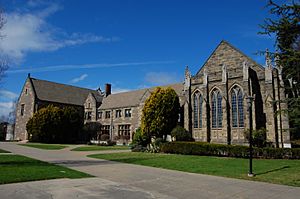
[1,142,300,199]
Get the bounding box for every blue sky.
[0,0,280,118]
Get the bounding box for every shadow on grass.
[255,166,290,176]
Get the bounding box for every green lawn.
[0,154,92,184]
[71,145,130,151]
[89,152,300,187]
[18,143,68,150]
[0,148,10,153]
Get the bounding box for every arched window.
[193,93,198,128]
[199,95,203,128]
[212,89,222,128]
[231,86,244,127]
[193,91,203,128]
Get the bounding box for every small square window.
[116,110,122,118]
[125,109,131,117]
[105,111,111,119]
[98,111,102,119]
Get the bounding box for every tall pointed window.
[193,93,198,128]
[193,91,203,128]
[231,86,244,127]
[212,89,222,128]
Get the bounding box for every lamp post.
[246,96,255,177]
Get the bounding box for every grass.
[71,145,130,151]
[0,154,92,184]
[89,152,300,187]
[18,143,68,150]
[0,148,10,153]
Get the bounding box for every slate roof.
[30,78,102,106]
[99,83,184,110]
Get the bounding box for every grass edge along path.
[88,152,300,187]
[0,148,10,153]
[18,143,68,150]
[0,154,92,184]
[71,145,130,151]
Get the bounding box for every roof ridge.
[108,82,182,96]
[30,77,97,92]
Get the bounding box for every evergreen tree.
[260,0,300,139]
[141,87,180,140]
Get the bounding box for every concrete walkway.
[1,142,300,199]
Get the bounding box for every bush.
[160,141,300,159]
[132,128,150,147]
[171,125,193,141]
[100,134,110,141]
[26,105,83,143]
[244,128,267,148]
[291,140,300,148]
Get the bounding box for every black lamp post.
[247,96,255,177]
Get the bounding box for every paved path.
[1,142,300,199]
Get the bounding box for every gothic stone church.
[14,41,291,148]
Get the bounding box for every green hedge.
[160,142,300,159]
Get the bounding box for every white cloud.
[0,101,14,118]
[7,61,174,74]
[0,3,118,63]
[111,87,131,94]
[145,72,180,85]
[0,90,18,100]
[70,74,88,83]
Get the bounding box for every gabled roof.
[99,83,184,110]
[196,40,265,76]
[30,77,102,106]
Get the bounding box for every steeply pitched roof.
[99,83,184,110]
[30,78,102,106]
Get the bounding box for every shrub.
[132,128,150,147]
[171,125,193,141]
[244,128,267,148]
[100,134,110,141]
[160,141,300,159]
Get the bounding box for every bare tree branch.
[0,7,8,82]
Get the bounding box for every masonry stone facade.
[14,40,291,147]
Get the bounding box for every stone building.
[183,41,290,148]
[14,40,291,147]
[14,76,103,140]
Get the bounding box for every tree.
[260,0,300,139]
[141,87,180,140]
[82,122,101,141]
[26,105,84,143]
[0,7,7,82]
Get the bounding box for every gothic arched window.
[193,93,198,128]
[193,91,203,128]
[231,86,244,127]
[212,89,222,128]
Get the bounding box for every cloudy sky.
[0,0,279,119]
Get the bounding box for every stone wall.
[14,78,36,140]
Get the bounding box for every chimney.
[105,83,111,96]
